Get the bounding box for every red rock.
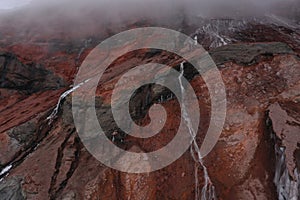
[0,6,300,199]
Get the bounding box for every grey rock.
[209,42,294,65]
[7,120,36,145]
[0,177,25,200]
[0,52,65,94]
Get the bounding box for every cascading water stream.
[0,164,12,182]
[273,138,300,200]
[179,62,216,200]
[46,78,91,124]
[0,79,92,183]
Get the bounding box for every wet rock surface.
[2,46,299,199]
[268,101,300,200]
[269,102,300,177]
[0,5,300,200]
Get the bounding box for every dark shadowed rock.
[0,52,65,94]
[268,101,300,200]
[268,102,300,177]
[0,118,38,168]
[209,42,294,65]
[0,177,25,200]
[7,120,37,146]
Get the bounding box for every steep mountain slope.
[0,2,300,199]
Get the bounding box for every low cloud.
[0,0,298,38]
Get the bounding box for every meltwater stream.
[0,79,90,183]
[179,62,217,200]
[0,164,12,182]
[47,78,90,124]
[273,142,300,200]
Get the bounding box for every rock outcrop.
[268,100,300,200]
[0,6,300,200]
[0,177,25,200]
[0,52,65,94]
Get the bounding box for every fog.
[0,0,32,10]
[0,0,298,38]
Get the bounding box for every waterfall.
[273,141,300,200]
[0,164,12,182]
[46,79,90,124]
[0,79,91,182]
[179,62,217,200]
[0,80,92,181]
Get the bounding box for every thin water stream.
[179,62,217,200]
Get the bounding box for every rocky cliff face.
[0,3,300,200]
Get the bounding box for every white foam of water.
[47,78,90,123]
[179,62,216,200]
[274,144,299,200]
[0,164,12,182]
[0,165,12,177]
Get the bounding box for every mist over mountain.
[0,0,299,200]
[0,0,299,35]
